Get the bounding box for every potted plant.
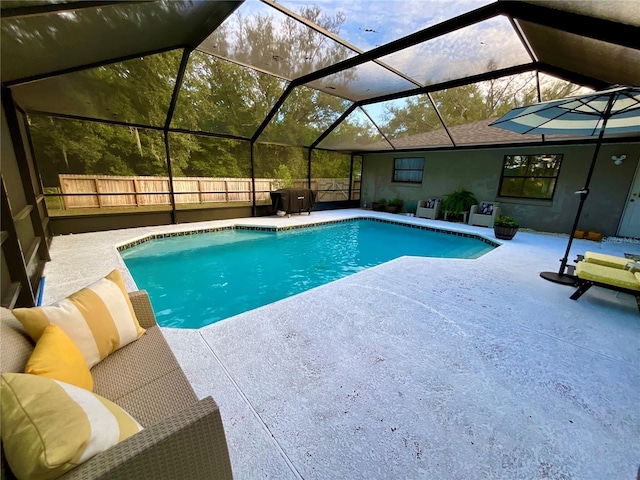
[385,198,403,214]
[493,215,519,240]
[372,199,387,211]
[441,188,478,222]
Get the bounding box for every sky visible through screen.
[276,0,492,51]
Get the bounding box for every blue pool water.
[121,220,494,328]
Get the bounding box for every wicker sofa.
[1,290,233,480]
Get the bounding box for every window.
[498,154,562,199]
[393,157,424,183]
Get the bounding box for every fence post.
[348,153,354,201]
[59,175,68,210]
[163,133,177,224]
[133,178,140,206]
[307,147,312,190]
[94,177,103,208]
[250,142,256,216]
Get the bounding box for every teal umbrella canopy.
[490,85,640,285]
[490,85,640,136]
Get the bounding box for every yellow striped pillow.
[1,372,142,480]
[13,269,145,368]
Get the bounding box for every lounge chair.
[468,201,500,228]
[416,198,440,220]
[571,261,640,313]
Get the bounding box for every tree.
[382,95,441,137]
[312,150,351,178]
[380,68,577,140]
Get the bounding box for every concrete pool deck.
[42,210,639,479]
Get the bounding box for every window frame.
[392,157,424,184]
[497,154,563,200]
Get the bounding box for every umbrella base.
[540,271,578,286]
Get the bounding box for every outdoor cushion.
[480,202,494,215]
[584,251,629,269]
[576,261,640,291]
[12,269,145,369]
[425,198,438,209]
[1,373,142,480]
[25,324,93,391]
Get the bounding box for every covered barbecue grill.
[270,189,316,217]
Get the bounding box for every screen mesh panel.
[198,0,357,81]
[431,72,542,145]
[12,50,183,127]
[520,20,640,88]
[168,133,252,209]
[311,150,352,202]
[259,86,351,146]
[379,16,531,87]
[1,1,234,82]
[318,108,391,151]
[520,0,640,27]
[172,51,288,138]
[362,96,453,149]
[305,60,418,102]
[29,115,171,215]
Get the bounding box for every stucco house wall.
[360,142,639,236]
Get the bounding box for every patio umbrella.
[489,85,640,285]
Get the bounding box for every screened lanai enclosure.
[1,0,639,308]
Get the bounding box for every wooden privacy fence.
[57,174,360,209]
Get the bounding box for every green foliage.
[273,164,294,188]
[320,110,383,148]
[441,189,478,215]
[312,150,351,178]
[381,69,574,138]
[255,144,307,179]
[388,198,403,206]
[29,116,171,185]
[261,86,351,146]
[374,199,388,206]
[494,215,519,228]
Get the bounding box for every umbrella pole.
[540,116,610,286]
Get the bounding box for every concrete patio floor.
[42,209,640,479]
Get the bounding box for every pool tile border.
[116,217,499,252]
[116,226,234,251]
[362,217,500,247]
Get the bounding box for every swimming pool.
[120,219,495,328]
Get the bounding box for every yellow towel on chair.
[584,251,630,269]
[576,262,640,290]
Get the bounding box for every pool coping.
[115,216,501,252]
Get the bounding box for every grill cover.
[270,189,316,214]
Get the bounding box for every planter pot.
[385,205,402,214]
[372,202,385,212]
[443,211,467,223]
[494,225,518,240]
